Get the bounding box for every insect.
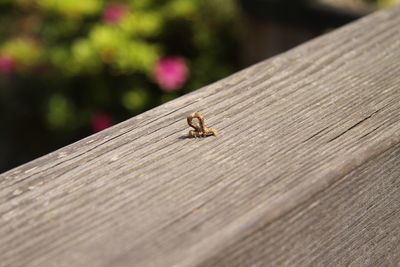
[187,112,217,138]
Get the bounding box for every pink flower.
[102,3,127,24]
[154,56,189,92]
[0,54,16,74]
[91,112,114,132]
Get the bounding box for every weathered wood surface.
[1,6,400,267]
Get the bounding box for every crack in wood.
[327,108,382,143]
[303,126,330,143]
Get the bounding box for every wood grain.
[201,143,400,266]
[1,6,400,267]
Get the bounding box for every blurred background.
[0,0,397,173]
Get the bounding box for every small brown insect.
[187,112,217,138]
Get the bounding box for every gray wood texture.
[1,6,400,267]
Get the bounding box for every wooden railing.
[1,5,400,267]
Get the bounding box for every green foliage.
[163,0,196,18]
[0,0,240,164]
[122,88,149,112]
[2,38,44,71]
[120,11,162,36]
[1,0,238,78]
[47,94,75,129]
[38,0,103,17]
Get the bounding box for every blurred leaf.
[90,24,125,51]
[39,19,82,41]
[122,88,149,112]
[130,0,153,9]
[163,0,197,18]
[1,38,44,71]
[193,24,213,48]
[37,0,103,17]
[49,46,73,73]
[199,0,237,21]
[120,12,162,37]
[47,94,75,129]
[114,41,160,73]
[71,39,101,73]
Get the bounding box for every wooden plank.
[201,143,400,266]
[1,5,400,267]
